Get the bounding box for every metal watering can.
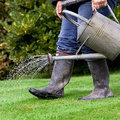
[62,5,120,61]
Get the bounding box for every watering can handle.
[62,10,89,26]
[62,5,119,26]
[95,5,119,23]
[107,4,119,23]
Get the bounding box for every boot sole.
[29,90,63,99]
[78,94,114,101]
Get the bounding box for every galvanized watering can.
[62,5,120,61]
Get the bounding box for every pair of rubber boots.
[29,53,114,100]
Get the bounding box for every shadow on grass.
[65,89,92,99]
[26,90,92,101]
[65,84,120,99]
[111,84,120,97]
[28,84,120,101]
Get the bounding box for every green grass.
[0,73,120,120]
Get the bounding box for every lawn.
[0,72,120,120]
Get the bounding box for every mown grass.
[0,72,120,120]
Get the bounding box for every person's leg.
[29,52,74,99]
[29,8,78,99]
[56,6,79,55]
[79,59,114,100]
[77,0,115,100]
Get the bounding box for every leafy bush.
[2,0,61,62]
[2,1,120,62]
[0,0,12,80]
[0,1,120,79]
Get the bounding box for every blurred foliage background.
[0,0,119,79]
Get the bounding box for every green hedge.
[2,1,120,62]
[1,0,61,62]
[0,1,120,79]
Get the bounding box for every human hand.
[56,1,63,19]
[92,0,107,11]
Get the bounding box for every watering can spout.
[48,53,106,64]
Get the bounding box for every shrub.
[0,1,120,79]
[1,0,61,62]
